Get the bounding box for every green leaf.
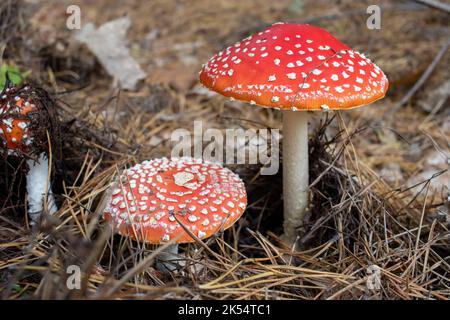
[12,283,22,293]
[0,64,29,91]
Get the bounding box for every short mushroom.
[199,23,388,243]
[102,156,247,272]
[0,85,58,222]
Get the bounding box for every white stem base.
[282,111,309,243]
[155,244,179,272]
[26,153,58,222]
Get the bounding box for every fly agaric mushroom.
[199,23,388,243]
[0,85,58,222]
[102,157,247,271]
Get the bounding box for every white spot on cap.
[188,215,198,222]
[271,96,280,102]
[300,83,310,89]
[198,231,206,238]
[17,122,27,129]
[174,172,194,186]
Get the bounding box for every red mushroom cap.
[103,157,247,244]
[0,86,36,153]
[199,23,388,111]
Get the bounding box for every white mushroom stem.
[282,110,309,243]
[26,152,58,222]
[155,245,205,274]
[155,244,179,272]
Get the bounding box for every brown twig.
[414,0,450,13]
[387,38,450,116]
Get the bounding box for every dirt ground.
[0,0,449,299]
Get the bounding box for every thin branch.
[414,0,450,13]
[388,38,450,116]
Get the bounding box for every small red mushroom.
[102,157,247,271]
[0,90,35,152]
[199,23,389,243]
[0,85,58,222]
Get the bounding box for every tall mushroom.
[199,23,389,243]
[0,85,58,222]
[102,157,247,272]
